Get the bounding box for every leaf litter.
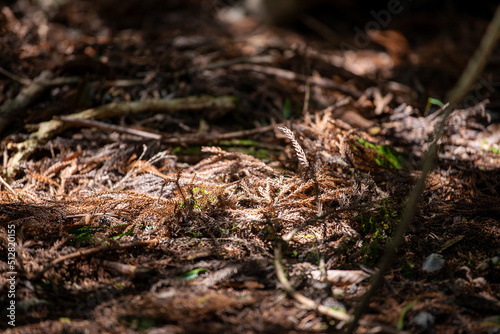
[0,1,499,333]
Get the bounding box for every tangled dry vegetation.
[1,100,499,332]
[2,113,387,247]
[1,1,500,333]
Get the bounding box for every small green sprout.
[177,268,207,281]
[425,97,444,113]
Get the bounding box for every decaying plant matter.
[1,1,500,332]
[1,98,498,332]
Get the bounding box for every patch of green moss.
[110,226,135,240]
[121,316,158,331]
[359,199,401,265]
[70,225,108,242]
[360,240,380,266]
[401,259,415,278]
[356,137,406,169]
[218,139,260,146]
[172,145,203,155]
[359,200,399,238]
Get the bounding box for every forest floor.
[0,1,499,333]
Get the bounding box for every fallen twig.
[0,71,53,135]
[160,55,275,79]
[273,241,351,322]
[231,64,363,99]
[31,95,237,143]
[0,174,20,201]
[31,239,158,280]
[0,66,32,85]
[103,260,154,277]
[59,116,163,140]
[7,95,238,174]
[60,115,276,145]
[0,71,153,137]
[0,70,83,135]
[161,126,276,145]
[445,4,500,106]
[273,241,406,333]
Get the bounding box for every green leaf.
[178,268,207,281]
[356,137,406,169]
[425,97,444,113]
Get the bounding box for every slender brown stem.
[347,4,500,332]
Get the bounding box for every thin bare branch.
[32,240,158,280]
[346,6,500,326]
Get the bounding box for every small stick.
[7,95,238,173]
[59,116,163,140]
[0,66,31,85]
[231,64,363,99]
[273,241,351,322]
[445,4,500,106]
[60,115,275,145]
[160,124,276,145]
[0,71,53,135]
[273,241,406,333]
[0,174,19,200]
[31,239,157,280]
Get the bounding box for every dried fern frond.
[278,126,309,167]
[196,146,276,181]
[29,173,60,188]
